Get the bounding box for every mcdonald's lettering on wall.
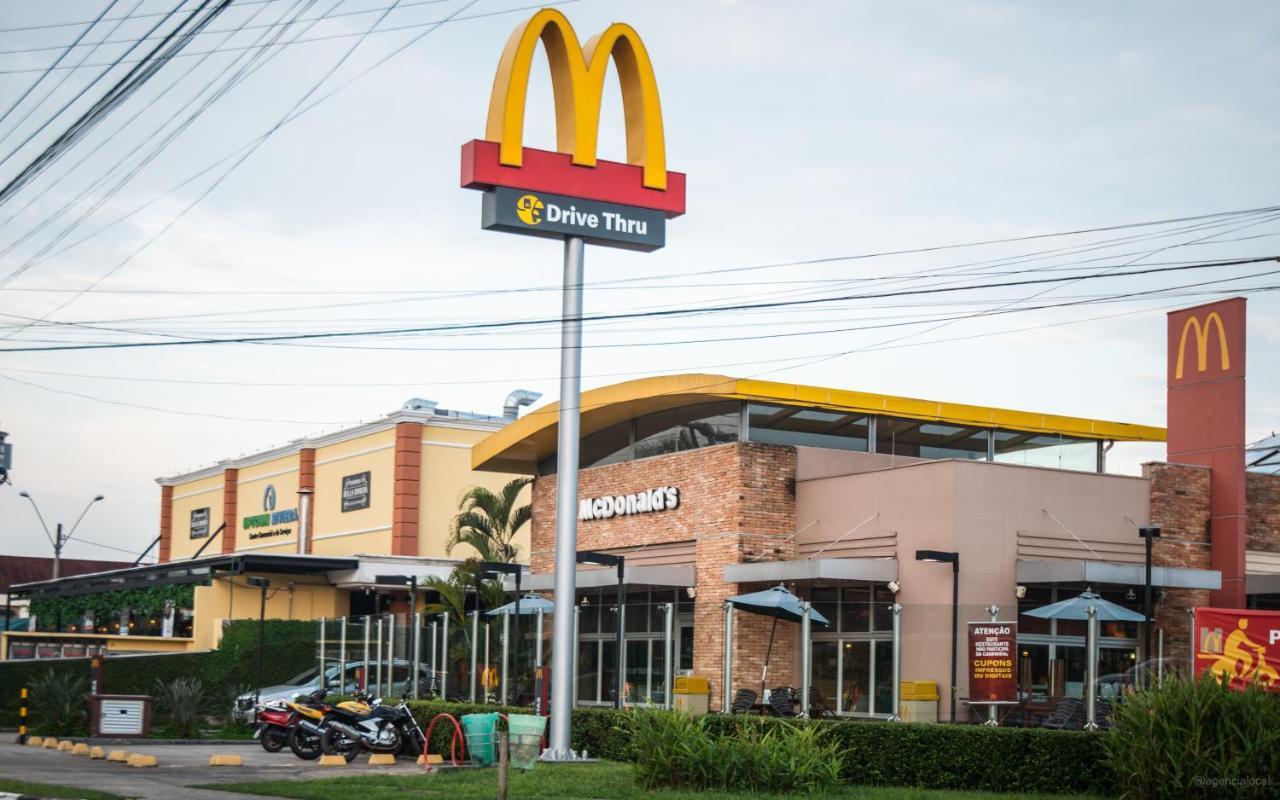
[461,8,686,249]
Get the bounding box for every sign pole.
[986,605,999,727]
[547,235,585,759]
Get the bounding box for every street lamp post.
[246,577,270,708]
[1138,527,1162,688]
[916,549,960,723]
[18,492,104,579]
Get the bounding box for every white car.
[232,660,436,722]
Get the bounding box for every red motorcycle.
[253,701,293,753]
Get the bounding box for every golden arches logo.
[485,8,667,190]
[1175,311,1230,379]
[515,193,543,225]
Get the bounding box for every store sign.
[243,483,296,540]
[1194,607,1280,692]
[578,486,679,521]
[189,507,210,539]
[482,188,665,251]
[968,622,1017,702]
[342,471,371,512]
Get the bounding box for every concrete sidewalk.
[0,740,428,799]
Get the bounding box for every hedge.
[403,700,1112,796]
[0,619,318,727]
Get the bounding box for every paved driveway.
[0,740,428,799]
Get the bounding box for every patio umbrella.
[1024,591,1143,730]
[727,585,831,700]
[485,595,555,616]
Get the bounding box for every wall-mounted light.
[1015,585,1027,600]
[685,587,697,599]
[887,580,900,595]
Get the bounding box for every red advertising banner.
[1193,607,1280,692]
[968,622,1017,702]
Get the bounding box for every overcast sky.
[0,0,1276,562]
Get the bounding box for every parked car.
[1098,658,1183,698]
[233,660,434,722]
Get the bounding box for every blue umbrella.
[727,584,830,699]
[1023,591,1145,622]
[485,595,555,616]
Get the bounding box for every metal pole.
[535,609,545,715]
[387,614,396,697]
[470,609,480,703]
[617,603,626,709]
[375,617,383,697]
[663,602,674,710]
[513,573,522,706]
[430,620,438,697]
[1085,606,1098,731]
[1143,533,1153,690]
[1158,628,1164,685]
[501,611,510,705]
[254,585,267,707]
[1186,607,1195,680]
[413,611,422,700]
[800,602,811,717]
[890,603,902,721]
[441,611,449,702]
[317,617,325,695]
[484,621,491,703]
[362,616,370,693]
[572,606,580,708]
[547,235,585,759]
[986,605,999,727]
[722,602,734,713]
[53,523,62,580]
[338,617,346,694]
[949,560,959,723]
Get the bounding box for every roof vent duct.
[402,398,439,413]
[503,389,542,420]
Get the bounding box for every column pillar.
[222,468,239,554]
[158,485,174,563]
[392,422,423,556]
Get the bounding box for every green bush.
[630,711,841,794]
[28,669,88,736]
[152,676,205,738]
[1103,675,1280,799]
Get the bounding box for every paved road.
[0,741,430,799]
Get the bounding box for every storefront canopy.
[486,595,555,616]
[1016,558,1221,590]
[723,557,896,585]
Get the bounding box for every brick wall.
[1144,461,1211,665]
[158,485,173,563]
[1246,471,1280,553]
[221,468,239,554]
[392,422,423,556]
[531,442,797,709]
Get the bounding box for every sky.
[0,0,1276,562]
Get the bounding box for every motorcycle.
[284,690,337,760]
[252,700,291,753]
[317,697,426,763]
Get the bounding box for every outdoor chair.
[767,687,798,717]
[1042,697,1082,729]
[807,687,836,718]
[731,688,757,714]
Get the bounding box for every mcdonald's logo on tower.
[461,8,685,251]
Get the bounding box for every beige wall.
[192,573,345,650]
[312,429,395,556]
[169,473,225,561]
[235,456,300,554]
[796,457,1149,719]
[419,425,531,561]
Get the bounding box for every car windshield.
[284,667,319,686]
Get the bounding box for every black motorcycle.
[318,697,426,763]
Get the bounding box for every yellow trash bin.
[899,680,939,723]
[672,676,710,715]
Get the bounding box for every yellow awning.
[472,373,1166,472]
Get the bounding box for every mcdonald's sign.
[1167,298,1245,386]
[462,9,685,249]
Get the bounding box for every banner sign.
[189,507,210,539]
[341,471,371,512]
[1194,607,1280,691]
[968,621,1017,702]
[482,187,665,251]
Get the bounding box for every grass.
[206,761,1103,800]
[0,779,126,800]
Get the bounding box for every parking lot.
[0,740,430,800]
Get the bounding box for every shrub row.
[402,700,1112,795]
[0,619,318,727]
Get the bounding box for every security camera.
[887,580,900,595]
[685,587,697,599]
[1015,585,1027,599]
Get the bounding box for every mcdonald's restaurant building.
[470,300,1280,719]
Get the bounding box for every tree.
[447,478,532,563]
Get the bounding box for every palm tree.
[447,477,532,563]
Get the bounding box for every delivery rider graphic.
[1204,618,1279,687]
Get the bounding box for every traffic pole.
[17,687,27,744]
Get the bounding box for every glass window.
[633,402,740,461]
[650,640,667,706]
[872,586,895,632]
[679,625,693,671]
[1017,587,1053,635]
[873,640,894,715]
[876,417,988,460]
[842,641,870,713]
[625,593,649,634]
[993,431,1099,472]
[840,586,870,632]
[578,598,599,634]
[811,588,838,631]
[1019,642,1050,699]
[625,640,648,703]
[601,641,619,705]
[812,641,838,710]
[579,421,631,470]
[577,640,599,702]
[748,404,869,452]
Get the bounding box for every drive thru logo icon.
[516,194,543,225]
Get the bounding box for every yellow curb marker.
[126,753,158,768]
[89,747,105,759]
[416,754,443,765]
[42,739,59,749]
[106,750,129,763]
[25,736,43,747]
[71,743,91,756]
[367,753,396,766]
[317,754,348,767]
[56,741,75,752]
[208,754,243,767]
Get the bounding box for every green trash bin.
[507,714,547,770]
[460,713,500,767]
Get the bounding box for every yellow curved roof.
[472,373,1166,472]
